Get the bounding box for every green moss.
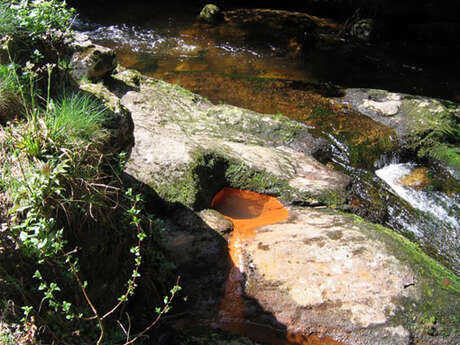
[311,103,330,117]
[349,213,460,338]
[344,133,398,169]
[401,99,459,171]
[150,169,198,208]
[326,230,343,240]
[315,189,348,208]
[148,151,225,208]
[150,149,335,209]
[147,78,207,104]
[225,161,289,195]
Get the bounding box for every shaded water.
[75,19,317,83]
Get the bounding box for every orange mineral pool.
[211,188,346,345]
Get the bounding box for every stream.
[71,1,459,343]
[73,2,460,102]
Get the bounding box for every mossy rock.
[349,213,460,343]
[149,149,297,209]
[340,88,460,176]
[240,206,460,345]
[199,4,222,24]
[70,44,117,82]
[117,73,349,210]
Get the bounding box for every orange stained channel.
[211,188,346,345]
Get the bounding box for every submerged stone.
[399,167,430,190]
[350,19,375,42]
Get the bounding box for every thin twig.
[123,277,181,345]
[101,222,143,320]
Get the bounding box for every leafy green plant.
[1,59,179,345]
[0,65,19,95]
[1,0,76,98]
[1,2,181,343]
[403,100,460,169]
[0,0,75,39]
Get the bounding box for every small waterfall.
[375,163,459,230]
[375,163,459,273]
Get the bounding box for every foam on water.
[376,163,459,230]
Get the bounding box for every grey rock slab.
[70,33,117,82]
[338,87,460,175]
[338,88,457,133]
[121,76,349,207]
[241,207,460,345]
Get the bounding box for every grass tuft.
[45,92,108,144]
[0,65,23,124]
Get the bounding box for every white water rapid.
[375,163,459,230]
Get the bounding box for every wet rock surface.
[374,163,460,275]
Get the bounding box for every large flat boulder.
[241,207,459,345]
[119,72,349,209]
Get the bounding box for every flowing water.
[376,163,459,230]
[73,2,460,101]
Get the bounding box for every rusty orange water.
[211,188,346,345]
[212,188,289,325]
